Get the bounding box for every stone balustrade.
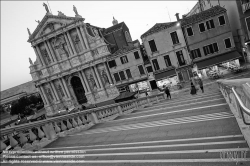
[0,92,166,153]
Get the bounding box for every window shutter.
[138,65,145,75]
[126,69,132,78]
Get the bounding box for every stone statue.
[29,58,33,65]
[35,20,40,24]
[93,28,99,37]
[27,28,31,36]
[43,3,50,13]
[73,5,78,15]
[57,11,65,16]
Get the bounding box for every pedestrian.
[198,78,204,93]
[165,86,171,99]
[190,82,197,95]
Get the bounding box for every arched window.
[125,31,132,42]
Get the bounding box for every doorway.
[71,76,87,104]
[149,80,158,90]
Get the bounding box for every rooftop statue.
[27,28,31,36]
[35,20,40,24]
[73,5,78,15]
[43,3,49,13]
[29,58,33,65]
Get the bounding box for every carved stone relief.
[70,57,80,67]
[41,69,49,77]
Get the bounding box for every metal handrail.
[232,87,250,116]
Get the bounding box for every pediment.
[28,15,84,42]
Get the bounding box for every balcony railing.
[242,2,250,13]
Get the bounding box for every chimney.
[175,13,180,21]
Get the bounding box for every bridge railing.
[0,91,165,152]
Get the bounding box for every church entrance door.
[71,76,87,104]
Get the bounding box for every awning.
[154,68,176,81]
[116,77,148,88]
[195,50,241,70]
[114,91,136,101]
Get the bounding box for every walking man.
[198,78,204,93]
[165,86,171,99]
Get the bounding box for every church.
[27,4,138,116]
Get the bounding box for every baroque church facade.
[28,5,120,116]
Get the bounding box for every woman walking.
[190,82,197,95]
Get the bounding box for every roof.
[181,5,227,27]
[103,22,125,34]
[28,14,84,42]
[114,91,136,101]
[141,22,177,39]
[107,45,139,59]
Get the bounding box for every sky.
[1,0,198,91]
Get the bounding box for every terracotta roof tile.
[141,22,177,39]
[181,5,227,27]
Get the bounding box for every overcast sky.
[1,1,198,91]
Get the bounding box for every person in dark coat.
[198,78,204,93]
[165,86,171,99]
[190,82,197,95]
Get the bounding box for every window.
[146,66,153,73]
[224,38,232,48]
[113,73,120,82]
[119,71,126,80]
[199,23,206,32]
[164,55,172,67]
[190,49,202,59]
[125,69,132,78]
[148,40,158,53]
[138,65,145,75]
[134,51,140,59]
[206,19,215,30]
[218,15,226,26]
[203,43,219,55]
[170,31,180,44]
[186,27,194,36]
[152,59,160,71]
[120,56,128,64]
[176,50,186,66]
[108,60,117,68]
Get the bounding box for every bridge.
[1,78,250,165]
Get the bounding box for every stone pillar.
[76,27,86,50]
[62,77,71,98]
[104,62,113,84]
[59,78,67,98]
[78,72,88,93]
[44,41,54,63]
[47,40,57,62]
[64,33,74,56]
[49,83,57,101]
[35,46,46,66]
[91,67,100,89]
[50,81,60,101]
[81,70,91,92]
[40,85,50,104]
[67,31,77,55]
[94,65,104,89]
[79,25,90,50]
[38,87,47,105]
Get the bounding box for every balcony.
[242,2,250,13]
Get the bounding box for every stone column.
[59,78,67,98]
[104,62,113,84]
[40,85,50,104]
[38,87,47,105]
[81,70,91,92]
[94,65,104,89]
[44,41,54,63]
[35,46,46,66]
[79,25,90,50]
[50,81,60,101]
[91,67,100,89]
[47,40,57,62]
[62,77,71,98]
[78,72,88,93]
[64,33,73,56]
[67,31,77,55]
[49,83,57,101]
[76,27,86,50]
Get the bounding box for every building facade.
[28,7,119,116]
[186,0,250,62]
[181,5,240,77]
[141,21,192,90]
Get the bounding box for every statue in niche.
[93,29,99,37]
[47,88,54,102]
[43,3,50,13]
[29,58,33,65]
[89,74,97,90]
[101,70,109,85]
[41,49,51,64]
[58,85,65,97]
[58,41,69,57]
[73,5,79,15]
